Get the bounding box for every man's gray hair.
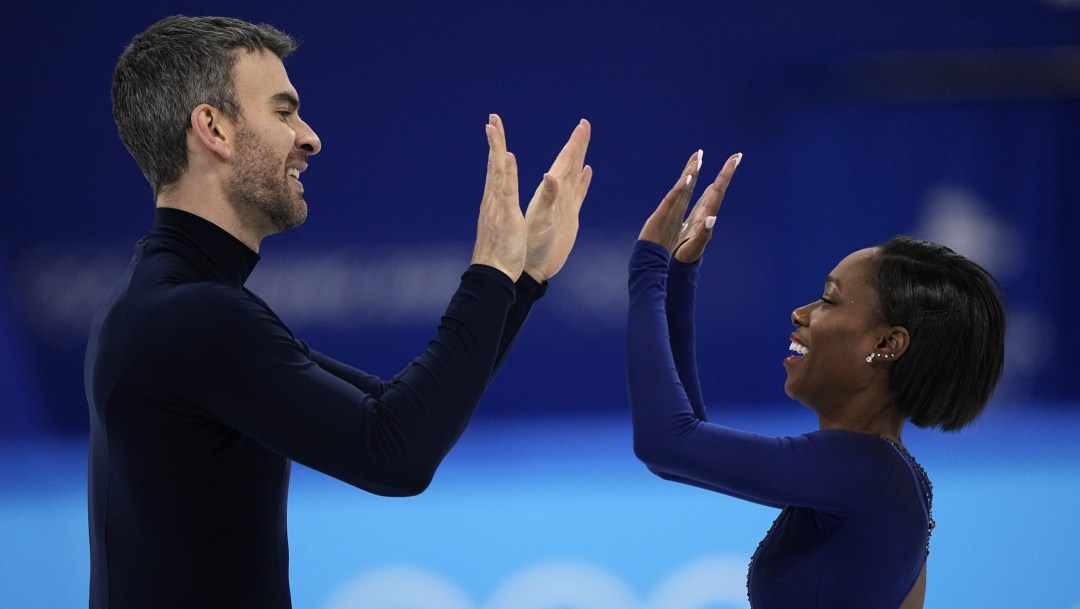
[112,15,297,197]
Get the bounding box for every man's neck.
[156,181,262,253]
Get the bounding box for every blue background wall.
[1,1,1078,607]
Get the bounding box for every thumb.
[532,173,559,211]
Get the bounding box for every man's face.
[225,50,321,235]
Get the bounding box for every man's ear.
[190,104,234,160]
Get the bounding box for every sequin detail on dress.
[882,437,936,553]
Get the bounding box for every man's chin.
[293,199,309,226]
[267,200,308,234]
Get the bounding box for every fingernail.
[696,149,703,173]
[733,152,743,168]
[489,114,496,125]
[684,175,692,186]
[705,216,716,229]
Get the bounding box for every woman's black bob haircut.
[873,236,1005,431]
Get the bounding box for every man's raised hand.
[471,114,526,281]
[522,119,593,283]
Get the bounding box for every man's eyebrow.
[270,91,299,110]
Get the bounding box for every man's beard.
[226,124,308,235]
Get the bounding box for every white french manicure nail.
[733,153,743,168]
[696,149,703,172]
[705,216,716,229]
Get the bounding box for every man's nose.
[296,118,321,155]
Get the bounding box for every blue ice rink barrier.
[3,409,1078,609]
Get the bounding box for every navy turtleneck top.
[85,207,543,608]
[626,240,932,609]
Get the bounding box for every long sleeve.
[666,257,707,419]
[627,240,892,512]
[169,264,518,496]
[308,272,545,400]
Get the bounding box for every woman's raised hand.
[638,151,741,263]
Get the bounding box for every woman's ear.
[876,325,910,360]
[190,104,234,160]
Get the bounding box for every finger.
[553,119,590,173]
[666,149,704,220]
[571,165,593,213]
[504,151,520,211]
[533,173,558,212]
[696,152,742,217]
[482,124,500,207]
[712,151,741,194]
[484,115,510,201]
[489,114,509,162]
[688,148,704,177]
[555,162,593,216]
[548,118,592,177]
[657,174,688,214]
[490,113,506,140]
[685,147,704,193]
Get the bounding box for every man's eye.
[278,111,292,119]
[819,296,835,305]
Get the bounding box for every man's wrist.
[522,266,548,283]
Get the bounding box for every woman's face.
[783,248,889,410]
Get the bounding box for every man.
[86,15,592,608]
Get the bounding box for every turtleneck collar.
[148,207,261,288]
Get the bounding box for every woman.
[627,151,1005,608]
